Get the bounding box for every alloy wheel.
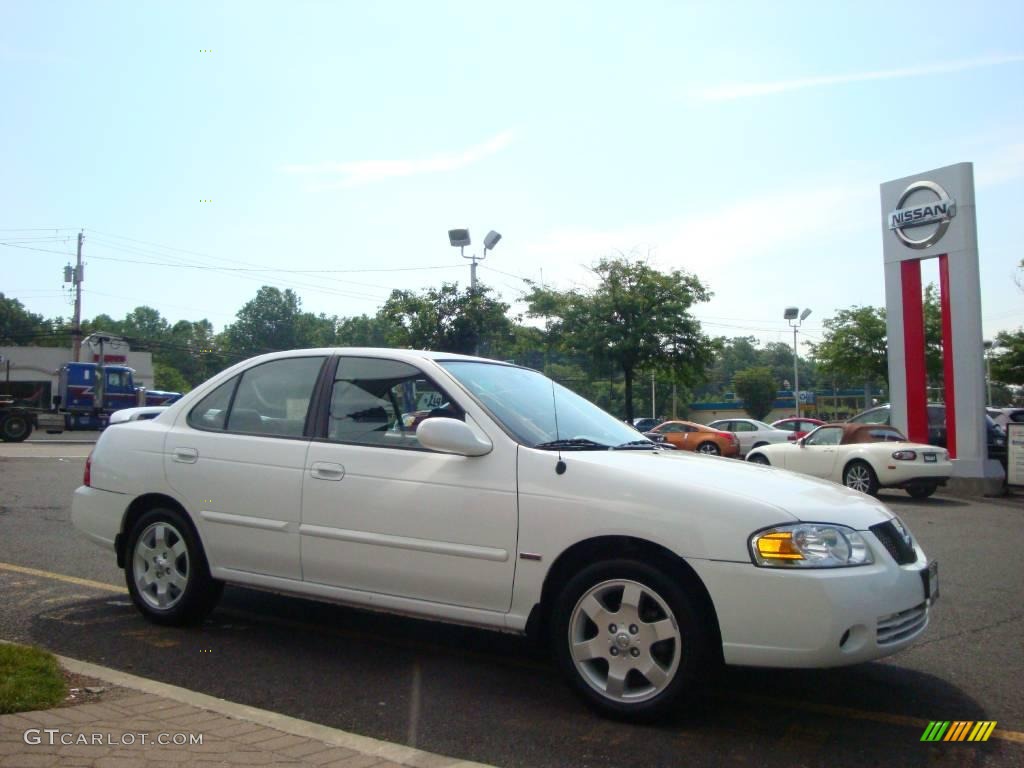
[568,579,681,704]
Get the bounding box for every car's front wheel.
[551,559,709,721]
[125,507,223,625]
[843,461,880,496]
[747,453,770,465]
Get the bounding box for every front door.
[300,356,518,612]
[797,425,844,478]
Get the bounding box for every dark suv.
[848,403,1006,463]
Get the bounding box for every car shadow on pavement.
[21,586,1010,768]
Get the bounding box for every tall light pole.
[448,228,501,293]
[784,307,812,418]
[448,228,502,355]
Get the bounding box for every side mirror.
[417,417,492,457]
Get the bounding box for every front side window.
[776,421,797,432]
[806,427,843,446]
[328,357,462,449]
[226,356,325,437]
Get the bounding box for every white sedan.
[746,423,952,499]
[706,418,792,455]
[72,348,937,721]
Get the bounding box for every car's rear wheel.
[843,461,880,496]
[551,559,709,721]
[125,507,223,625]
[696,441,720,455]
[906,483,937,500]
[0,414,32,442]
[747,453,770,465]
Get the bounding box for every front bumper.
[71,485,126,550]
[690,534,933,668]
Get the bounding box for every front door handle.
[172,447,198,464]
[310,462,345,481]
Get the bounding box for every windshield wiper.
[534,438,611,450]
[613,439,658,450]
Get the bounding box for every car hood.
[546,448,897,531]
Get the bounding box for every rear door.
[164,355,326,580]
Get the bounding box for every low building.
[0,346,155,409]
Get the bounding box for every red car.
[771,417,826,440]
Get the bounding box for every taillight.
[84,452,92,487]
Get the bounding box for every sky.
[2,0,1022,356]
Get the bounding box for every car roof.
[228,347,514,366]
[833,423,907,444]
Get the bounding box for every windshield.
[440,361,646,449]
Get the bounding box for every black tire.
[0,414,32,442]
[124,507,223,626]
[550,558,711,722]
[906,483,937,500]
[751,441,768,450]
[843,460,880,496]
[747,453,770,465]
[695,441,720,456]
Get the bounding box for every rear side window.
[852,408,889,425]
[227,357,326,437]
[187,376,238,430]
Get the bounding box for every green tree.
[525,256,714,421]
[378,282,513,356]
[154,361,190,393]
[809,306,889,391]
[733,366,777,420]
[0,294,48,345]
[224,287,307,355]
[991,329,1024,386]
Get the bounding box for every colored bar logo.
[921,721,997,742]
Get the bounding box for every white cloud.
[282,130,515,187]
[695,54,1024,102]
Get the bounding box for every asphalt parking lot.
[1,448,1022,768]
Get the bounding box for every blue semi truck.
[57,362,182,430]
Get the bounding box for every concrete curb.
[53,651,497,768]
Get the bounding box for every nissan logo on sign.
[887,180,957,250]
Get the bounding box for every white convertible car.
[72,349,938,720]
[746,423,952,499]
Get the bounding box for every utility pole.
[71,230,84,362]
[651,372,656,419]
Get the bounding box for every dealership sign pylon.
[880,162,1003,487]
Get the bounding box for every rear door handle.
[172,447,198,464]
[310,462,345,481]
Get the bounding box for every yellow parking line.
[2,560,1022,744]
[0,561,125,593]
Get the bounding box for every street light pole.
[448,229,502,356]
[784,307,812,418]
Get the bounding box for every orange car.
[645,420,741,457]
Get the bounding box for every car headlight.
[749,524,874,568]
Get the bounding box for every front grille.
[870,521,918,565]
[877,602,928,645]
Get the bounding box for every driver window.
[806,427,842,446]
[328,358,462,449]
